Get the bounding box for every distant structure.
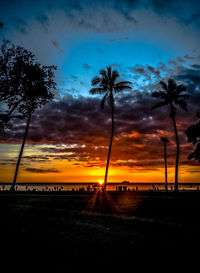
[121,181,130,184]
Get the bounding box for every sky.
[0,0,200,183]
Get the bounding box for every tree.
[152,79,189,192]
[185,112,200,163]
[160,137,169,192]
[0,40,23,131]
[89,66,132,190]
[0,41,57,191]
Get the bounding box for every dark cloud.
[36,14,49,30]
[23,155,50,162]
[25,167,61,173]
[50,40,63,54]
[176,57,185,64]
[1,62,199,169]
[181,12,200,27]
[83,63,90,69]
[176,64,200,90]
[70,75,78,81]
[128,65,150,80]
[168,60,177,66]
[184,54,195,60]
[128,64,161,80]
[51,40,59,48]
[12,17,28,34]
[1,0,200,37]
[146,65,160,78]
[150,0,178,14]
[0,58,199,169]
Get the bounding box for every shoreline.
[1,182,200,184]
[1,189,200,196]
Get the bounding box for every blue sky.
[1,0,200,97]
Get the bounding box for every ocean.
[1,182,200,192]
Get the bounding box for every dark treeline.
[0,41,199,191]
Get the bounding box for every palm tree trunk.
[164,142,168,192]
[171,116,179,192]
[10,111,32,191]
[104,95,114,191]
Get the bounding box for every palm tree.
[90,66,132,190]
[152,79,189,192]
[160,137,169,192]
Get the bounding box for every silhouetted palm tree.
[152,79,189,192]
[160,137,169,192]
[90,66,132,190]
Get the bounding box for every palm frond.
[160,80,168,91]
[111,70,119,82]
[89,87,106,95]
[114,85,132,92]
[106,66,112,78]
[90,66,129,109]
[168,79,177,92]
[174,99,188,111]
[115,81,132,86]
[151,100,169,110]
[91,76,101,86]
[152,79,189,115]
[176,84,186,93]
[152,91,169,100]
[99,69,108,79]
[101,93,108,109]
[177,94,190,100]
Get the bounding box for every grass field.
[1,191,200,268]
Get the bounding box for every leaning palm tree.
[152,79,189,192]
[160,137,169,192]
[90,66,132,190]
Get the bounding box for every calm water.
[0,182,200,192]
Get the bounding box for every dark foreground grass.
[1,191,200,268]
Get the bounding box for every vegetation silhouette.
[152,79,189,192]
[160,137,169,192]
[90,66,132,190]
[0,41,57,191]
[0,41,26,131]
[185,112,200,163]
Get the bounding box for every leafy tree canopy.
[185,112,200,163]
[0,40,57,131]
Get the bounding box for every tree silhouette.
[185,112,200,163]
[0,41,45,131]
[160,137,169,192]
[0,41,23,131]
[152,79,189,192]
[90,66,132,190]
[0,41,57,191]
